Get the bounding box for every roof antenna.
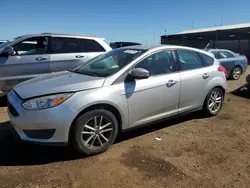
[220,16,223,26]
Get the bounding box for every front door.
[50,37,89,73]
[126,50,180,128]
[0,36,51,93]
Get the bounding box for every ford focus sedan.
[8,45,227,155]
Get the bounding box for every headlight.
[22,93,74,110]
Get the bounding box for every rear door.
[176,49,214,112]
[50,37,89,73]
[0,36,51,93]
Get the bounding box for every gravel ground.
[0,68,249,188]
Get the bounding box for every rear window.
[110,42,141,49]
[199,53,214,67]
[79,39,105,52]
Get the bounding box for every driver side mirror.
[1,46,14,57]
[130,68,149,79]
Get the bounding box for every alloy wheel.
[232,67,241,80]
[208,90,222,114]
[81,116,113,150]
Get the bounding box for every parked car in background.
[0,40,7,45]
[0,33,111,97]
[8,45,227,156]
[205,49,248,80]
[110,41,141,49]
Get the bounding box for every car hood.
[14,71,105,99]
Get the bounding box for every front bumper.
[7,90,77,144]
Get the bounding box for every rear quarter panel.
[203,65,227,101]
[234,56,248,73]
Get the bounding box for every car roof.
[118,45,215,58]
[121,44,211,51]
[206,48,232,52]
[14,33,104,40]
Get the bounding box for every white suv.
[0,33,112,96]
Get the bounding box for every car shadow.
[0,112,206,166]
[231,83,250,99]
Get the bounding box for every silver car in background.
[8,45,227,156]
[0,33,112,97]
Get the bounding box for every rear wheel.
[230,66,242,80]
[203,88,224,116]
[72,109,118,156]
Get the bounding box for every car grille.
[7,101,19,117]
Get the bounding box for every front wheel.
[203,88,224,116]
[72,109,118,156]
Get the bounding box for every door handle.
[203,73,210,79]
[75,55,85,58]
[36,57,48,61]
[166,80,177,87]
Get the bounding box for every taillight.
[218,65,227,75]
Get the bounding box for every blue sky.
[1,0,250,44]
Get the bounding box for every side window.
[176,50,203,71]
[218,51,234,59]
[210,51,218,58]
[13,37,48,55]
[199,53,214,67]
[79,39,105,52]
[135,50,176,76]
[52,37,81,53]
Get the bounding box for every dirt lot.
[0,69,250,188]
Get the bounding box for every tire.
[203,88,224,116]
[230,66,242,80]
[72,109,118,156]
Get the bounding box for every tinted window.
[199,53,214,66]
[110,42,141,49]
[135,50,176,76]
[217,51,234,59]
[79,39,105,52]
[177,50,203,71]
[13,37,48,55]
[72,48,146,77]
[52,37,81,53]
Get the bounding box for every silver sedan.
[8,45,227,155]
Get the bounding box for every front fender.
[67,87,129,129]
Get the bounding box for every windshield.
[72,48,146,77]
